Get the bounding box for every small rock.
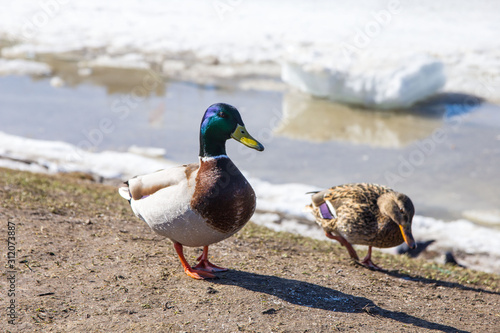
[207,286,219,294]
[262,308,277,315]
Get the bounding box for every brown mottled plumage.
[307,183,416,270]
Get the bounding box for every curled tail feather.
[118,186,132,202]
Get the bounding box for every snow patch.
[0,58,51,76]
[0,131,175,179]
[78,54,151,70]
[462,210,500,227]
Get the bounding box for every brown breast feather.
[191,158,256,234]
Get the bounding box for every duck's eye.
[218,111,227,118]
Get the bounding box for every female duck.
[119,103,264,279]
[307,183,415,270]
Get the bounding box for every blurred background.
[1,0,499,272]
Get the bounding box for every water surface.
[1,63,499,224]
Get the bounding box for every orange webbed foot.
[194,245,228,273]
[174,242,217,280]
[193,258,228,273]
[184,266,216,280]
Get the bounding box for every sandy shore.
[1,168,499,332]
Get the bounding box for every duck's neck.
[199,133,228,158]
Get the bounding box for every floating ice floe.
[77,54,151,70]
[282,53,446,109]
[128,145,166,159]
[50,76,65,87]
[0,58,51,76]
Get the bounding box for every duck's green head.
[199,103,264,157]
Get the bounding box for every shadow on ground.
[211,270,467,333]
[381,269,500,296]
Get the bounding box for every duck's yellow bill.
[399,225,416,249]
[231,125,264,151]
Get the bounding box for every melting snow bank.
[411,216,500,273]
[1,1,500,101]
[0,131,176,179]
[281,54,446,109]
[1,130,500,274]
[0,58,51,76]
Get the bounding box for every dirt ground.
[1,168,499,332]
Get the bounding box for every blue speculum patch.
[319,202,333,219]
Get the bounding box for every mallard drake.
[119,103,264,279]
[307,183,415,270]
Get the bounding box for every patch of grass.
[0,168,129,218]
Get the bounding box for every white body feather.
[121,164,229,247]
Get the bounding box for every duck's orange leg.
[193,246,228,272]
[325,232,359,261]
[361,246,381,270]
[173,242,215,279]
